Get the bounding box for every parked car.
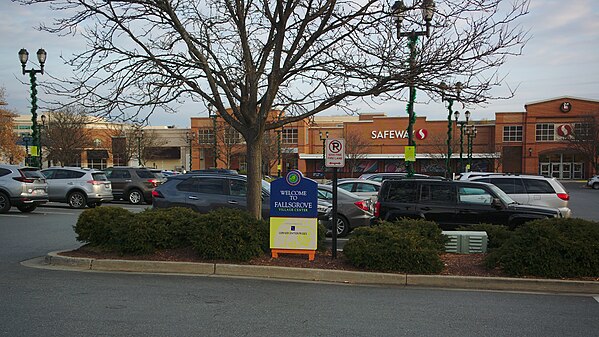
[41,167,113,208]
[359,172,429,182]
[460,173,571,218]
[316,184,374,237]
[149,169,168,184]
[374,178,562,229]
[587,175,599,189]
[152,172,331,222]
[103,167,162,204]
[0,164,48,213]
[326,179,381,202]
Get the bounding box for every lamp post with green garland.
[18,48,47,168]
[440,82,462,179]
[391,0,435,177]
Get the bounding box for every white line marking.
[39,211,77,215]
[594,296,599,303]
[0,214,28,218]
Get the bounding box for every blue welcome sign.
[270,170,318,218]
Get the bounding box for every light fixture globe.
[18,48,29,65]
[36,49,47,65]
[422,0,435,22]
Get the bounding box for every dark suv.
[104,167,162,204]
[374,179,561,229]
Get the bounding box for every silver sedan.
[317,184,374,237]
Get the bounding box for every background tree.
[26,0,529,218]
[217,124,244,170]
[108,124,167,166]
[261,130,280,176]
[44,108,92,166]
[344,131,370,177]
[0,88,25,164]
[566,114,599,175]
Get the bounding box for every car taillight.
[354,200,370,212]
[87,180,103,185]
[374,201,380,217]
[148,179,160,187]
[151,190,163,198]
[13,177,35,183]
[557,193,569,201]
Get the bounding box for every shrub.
[134,207,203,248]
[457,223,512,250]
[74,206,135,249]
[485,218,599,278]
[188,208,269,261]
[343,219,445,274]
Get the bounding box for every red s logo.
[415,129,428,140]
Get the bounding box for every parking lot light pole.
[319,131,329,176]
[392,0,435,177]
[208,104,218,168]
[185,131,197,171]
[441,82,462,178]
[19,48,47,168]
[39,114,46,168]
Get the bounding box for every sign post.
[325,138,345,259]
[269,170,318,260]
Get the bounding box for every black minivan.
[374,179,561,229]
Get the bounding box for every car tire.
[0,192,12,213]
[335,215,350,237]
[68,191,87,209]
[593,182,599,190]
[127,189,144,204]
[17,204,37,213]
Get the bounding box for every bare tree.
[25,0,529,218]
[217,124,244,169]
[44,108,92,166]
[566,114,599,175]
[0,88,25,164]
[344,131,370,177]
[261,130,279,176]
[107,124,167,166]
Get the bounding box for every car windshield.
[488,184,516,204]
[261,180,270,194]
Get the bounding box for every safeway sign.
[325,138,345,168]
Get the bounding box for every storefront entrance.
[539,153,584,179]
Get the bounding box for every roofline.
[524,96,599,107]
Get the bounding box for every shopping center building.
[191,96,599,179]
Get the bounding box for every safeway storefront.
[190,97,599,179]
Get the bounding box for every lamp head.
[18,48,29,65]
[391,1,406,37]
[454,110,460,121]
[422,0,435,22]
[465,110,471,121]
[455,82,463,98]
[36,49,47,65]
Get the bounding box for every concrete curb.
[44,251,599,294]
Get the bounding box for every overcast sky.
[1,0,598,127]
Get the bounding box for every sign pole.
[332,167,338,259]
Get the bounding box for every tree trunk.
[246,136,264,219]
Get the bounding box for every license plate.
[33,189,45,195]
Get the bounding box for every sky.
[1,0,598,127]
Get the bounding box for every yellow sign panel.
[277,164,282,171]
[405,146,416,162]
[30,146,39,156]
[269,217,317,250]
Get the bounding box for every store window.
[198,129,214,144]
[224,127,243,144]
[574,123,592,138]
[503,125,522,142]
[282,128,298,144]
[535,124,554,141]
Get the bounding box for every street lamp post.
[465,124,477,171]
[185,131,197,171]
[276,129,282,177]
[319,131,329,176]
[441,82,462,178]
[391,0,435,177]
[18,48,47,168]
[456,110,470,173]
[39,114,46,168]
[208,104,218,168]
[135,129,144,167]
[22,136,31,166]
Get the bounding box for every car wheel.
[593,182,599,190]
[0,192,10,214]
[17,204,37,213]
[68,191,87,209]
[127,189,144,204]
[335,215,350,237]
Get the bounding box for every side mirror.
[491,198,503,209]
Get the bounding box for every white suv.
[460,173,571,218]
[41,167,113,208]
[587,175,599,189]
[0,164,48,213]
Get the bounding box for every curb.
[44,251,599,294]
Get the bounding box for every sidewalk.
[28,251,599,295]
